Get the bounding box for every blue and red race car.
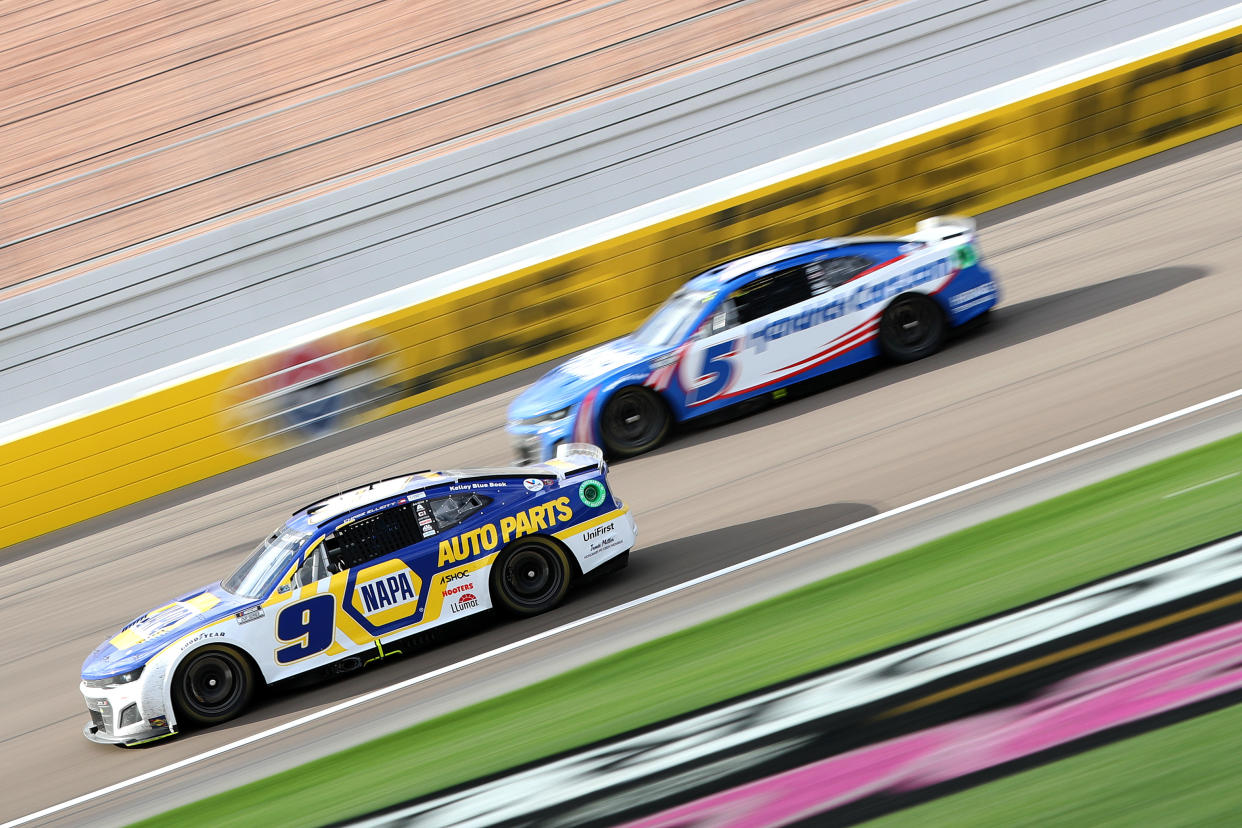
[508,216,999,462]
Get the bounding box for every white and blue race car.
[507,216,999,462]
[80,445,635,745]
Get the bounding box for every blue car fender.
[570,367,677,445]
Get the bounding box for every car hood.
[510,337,667,418]
[81,582,258,679]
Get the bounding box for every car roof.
[289,471,519,526]
[287,460,599,529]
[684,236,910,290]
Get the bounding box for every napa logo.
[357,571,417,617]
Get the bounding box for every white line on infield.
[7,385,1242,828]
[1163,472,1240,498]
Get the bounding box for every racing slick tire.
[171,645,257,726]
[878,293,946,363]
[599,386,671,458]
[491,535,572,617]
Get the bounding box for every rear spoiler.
[909,215,976,243]
[539,443,606,479]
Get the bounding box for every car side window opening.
[324,504,423,573]
[428,493,490,529]
[705,299,739,336]
[318,494,494,575]
[728,265,814,324]
[807,255,874,294]
[295,544,328,587]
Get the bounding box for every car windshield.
[631,289,714,347]
[222,528,310,599]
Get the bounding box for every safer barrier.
[3,20,1242,549]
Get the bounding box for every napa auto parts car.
[80,445,635,745]
[508,216,998,462]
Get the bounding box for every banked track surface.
[4,128,1242,825]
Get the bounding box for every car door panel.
[677,251,953,414]
[679,264,821,414]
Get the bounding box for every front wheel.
[878,294,946,363]
[491,536,571,617]
[599,386,671,458]
[172,645,257,727]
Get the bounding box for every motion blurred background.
[4,0,1242,825]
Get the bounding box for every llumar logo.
[437,497,574,567]
[451,593,480,614]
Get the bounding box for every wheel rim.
[181,653,244,716]
[603,389,663,450]
[884,298,938,350]
[503,544,564,607]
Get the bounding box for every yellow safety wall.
[3,26,1241,549]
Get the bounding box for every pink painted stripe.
[624,616,1242,828]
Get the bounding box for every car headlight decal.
[83,665,145,688]
[516,407,571,426]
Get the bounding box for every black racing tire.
[599,386,671,458]
[171,645,257,727]
[878,293,946,363]
[490,536,572,617]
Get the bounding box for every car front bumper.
[507,417,575,464]
[83,719,174,746]
[81,680,174,746]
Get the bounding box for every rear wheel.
[878,294,946,363]
[491,536,571,617]
[599,386,671,458]
[172,645,256,726]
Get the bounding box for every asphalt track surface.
[4,126,1242,826]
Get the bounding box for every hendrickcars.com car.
[508,216,998,462]
[80,445,635,745]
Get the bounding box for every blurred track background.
[3,0,1221,420]
[3,0,1242,824]
[2,0,886,291]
